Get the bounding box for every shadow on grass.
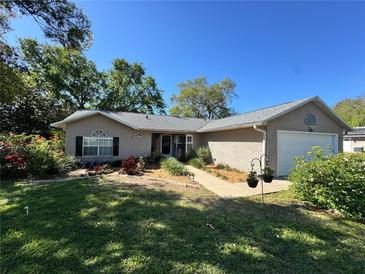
[1,178,364,273]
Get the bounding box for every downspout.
[253,124,267,165]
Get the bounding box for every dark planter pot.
[247,178,259,188]
[263,175,274,183]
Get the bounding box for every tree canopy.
[334,96,365,127]
[0,0,92,50]
[0,71,69,136]
[20,39,104,110]
[170,77,237,119]
[99,59,166,114]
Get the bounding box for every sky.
[5,1,365,114]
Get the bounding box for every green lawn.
[1,177,364,273]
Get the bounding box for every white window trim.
[83,136,113,156]
[185,135,193,153]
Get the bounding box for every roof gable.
[51,96,352,132]
[51,110,209,132]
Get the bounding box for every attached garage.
[277,131,338,176]
[53,96,352,177]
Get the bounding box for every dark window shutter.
[113,137,119,156]
[76,136,83,156]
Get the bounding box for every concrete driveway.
[186,165,290,199]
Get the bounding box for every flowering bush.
[0,134,75,179]
[289,147,365,220]
[121,156,140,175]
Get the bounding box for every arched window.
[91,129,106,137]
[304,113,316,132]
[83,129,113,156]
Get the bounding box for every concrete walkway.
[186,165,290,199]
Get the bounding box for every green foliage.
[98,58,165,114]
[0,134,75,179]
[1,0,91,50]
[20,39,103,110]
[0,72,70,136]
[161,157,188,176]
[216,163,232,171]
[170,77,237,119]
[2,180,365,273]
[188,157,205,169]
[334,95,365,127]
[145,151,163,164]
[248,170,258,181]
[289,147,365,220]
[196,146,211,164]
[262,166,274,176]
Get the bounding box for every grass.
[1,177,365,273]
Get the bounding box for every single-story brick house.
[52,96,351,176]
[343,127,365,153]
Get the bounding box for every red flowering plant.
[120,156,139,175]
[0,133,75,179]
[0,138,27,177]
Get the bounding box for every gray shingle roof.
[52,96,352,132]
[52,110,209,132]
[344,127,365,137]
[197,97,312,132]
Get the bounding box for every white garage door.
[277,131,338,176]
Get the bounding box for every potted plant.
[247,171,259,188]
[261,166,274,183]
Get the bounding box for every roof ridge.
[95,110,208,121]
[231,96,314,117]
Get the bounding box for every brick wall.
[200,127,264,172]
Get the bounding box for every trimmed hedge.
[289,147,365,220]
[161,157,188,176]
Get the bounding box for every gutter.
[198,122,265,133]
[253,124,267,165]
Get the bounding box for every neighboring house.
[343,127,365,152]
[52,96,351,176]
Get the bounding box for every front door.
[161,135,171,156]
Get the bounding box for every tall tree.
[98,59,165,114]
[334,95,365,127]
[0,0,91,51]
[0,72,69,136]
[20,39,103,110]
[170,77,237,119]
[0,0,92,123]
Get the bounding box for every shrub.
[0,134,75,179]
[216,163,232,171]
[183,149,197,162]
[289,147,365,220]
[121,156,140,175]
[145,151,162,164]
[188,157,205,169]
[196,146,211,164]
[161,157,188,176]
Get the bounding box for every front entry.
[161,135,172,156]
